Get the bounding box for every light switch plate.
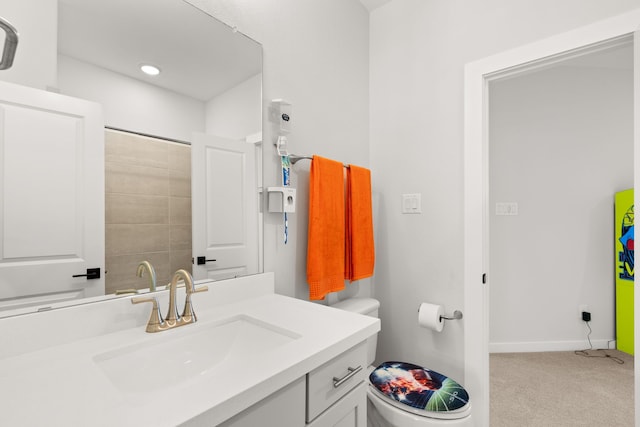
[402,193,421,214]
[495,202,518,216]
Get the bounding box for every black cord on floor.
[574,321,624,364]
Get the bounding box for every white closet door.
[0,81,104,312]
[191,132,259,281]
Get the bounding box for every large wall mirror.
[0,0,263,317]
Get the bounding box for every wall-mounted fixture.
[267,187,296,213]
[0,16,18,70]
[271,98,292,134]
[271,99,295,244]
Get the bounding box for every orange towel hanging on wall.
[307,155,346,300]
[345,165,375,281]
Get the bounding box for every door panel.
[0,81,104,312]
[191,132,258,281]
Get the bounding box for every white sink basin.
[94,314,301,393]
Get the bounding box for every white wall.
[369,0,640,381]
[206,73,262,140]
[57,55,205,142]
[489,64,633,352]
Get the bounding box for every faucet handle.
[181,284,209,324]
[190,284,209,295]
[131,296,166,333]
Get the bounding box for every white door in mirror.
[191,132,259,281]
[0,80,104,312]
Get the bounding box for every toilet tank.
[330,298,380,366]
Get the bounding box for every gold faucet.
[136,261,157,292]
[132,269,208,333]
[164,269,184,328]
[131,296,168,333]
[178,269,207,325]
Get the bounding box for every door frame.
[463,9,640,426]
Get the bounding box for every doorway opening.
[488,37,633,352]
[464,12,640,425]
[487,37,634,425]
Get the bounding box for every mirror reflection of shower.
[0,16,18,70]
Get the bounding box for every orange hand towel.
[307,155,346,300]
[345,165,375,281]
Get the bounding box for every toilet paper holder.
[440,310,463,321]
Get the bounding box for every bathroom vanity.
[0,273,379,426]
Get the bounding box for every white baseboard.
[489,339,617,353]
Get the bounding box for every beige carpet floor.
[490,350,634,426]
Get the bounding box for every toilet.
[331,298,473,427]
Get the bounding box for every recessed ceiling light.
[140,64,161,76]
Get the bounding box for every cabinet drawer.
[306,341,367,422]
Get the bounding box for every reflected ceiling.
[58,0,261,101]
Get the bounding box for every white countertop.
[0,273,380,426]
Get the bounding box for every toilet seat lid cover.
[369,361,470,414]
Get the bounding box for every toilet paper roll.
[418,302,444,332]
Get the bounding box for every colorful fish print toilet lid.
[369,361,470,413]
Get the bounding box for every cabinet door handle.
[332,365,362,388]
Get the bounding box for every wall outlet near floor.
[579,304,589,319]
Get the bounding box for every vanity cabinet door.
[306,342,367,422]
[307,382,367,427]
[218,376,306,427]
